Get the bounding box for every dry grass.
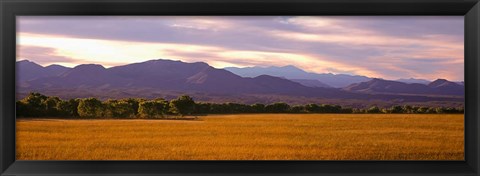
[16,114,464,160]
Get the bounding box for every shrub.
[265,102,290,113]
[390,106,404,113]
[169,95,195,116]
[367,106,381,113]
[250,103,265,113]
[290,105,305,113]
[104,100,136,118]
[57,99,80,117]
[138,100,168,118]
[78,98,104,118]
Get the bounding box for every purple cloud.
[17,45,78,65]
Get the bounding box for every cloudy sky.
[17,16,464,81]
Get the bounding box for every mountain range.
[344,78,464,96]
[18,60,343,97]
[224,65,371,88]
[394,78,431,85]
[16,59,464,106]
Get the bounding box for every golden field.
[16,114,464,160]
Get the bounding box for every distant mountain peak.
[17,59,42,66]
[395,77,431,85]
[17,60,72,82]
[145,58,179,62]
[74,64,105,69]
[254,74,284,79]
[138,59,180,65]
[431,78,448,83]
[18,59,33,63]
[46,64,70,69]
[141,59,209,67]
[224,65,371,87]
[405,77,420,80]
[367,78,387,84]
[428,79,458,88]
[429,79,450,86]
[280,65,300,69]
[344,78,464,96]
[259,65,300,70]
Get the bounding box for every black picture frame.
[1,0,479,175]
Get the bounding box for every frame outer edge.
[0,0,16,175]
[1,0,480,176]
[466,1,480,175]
[0,0,5,174]
[475,2,480,174]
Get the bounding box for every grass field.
[16,114,464,160]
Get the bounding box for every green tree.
[20,92,48,117]
[390,105,404,113]
[169,95,195,116]
[194,102,211,114]
[210,103,228,114]
[290,105,305,113]
[43,96,62,116]
[352,108,365,114]
[411,106,420,113]
[57,98,80,117]
[265,102,290,113]
[381,108,391,113]
[225,103,251,113]
[123,98,142,116]
[138,100,168,118]
[417,107,429,114]
[435,107,446,114]
[155,99,170,115]
[104,99,136,118]
[403,105,414,113]
[305,104,320,113]
[426,107,436,113]
[78,98,104,118]
[367,106,381,113]
[341,107,353,113]
[319,104,342,113]
[250,103,265,113]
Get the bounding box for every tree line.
[16,92,464,118]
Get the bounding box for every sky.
[16,16,464,81]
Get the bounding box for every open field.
[16,114,464,160]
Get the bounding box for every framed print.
[1,0,480,175]
[14,15,466,161]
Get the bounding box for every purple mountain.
[224,65,371,88]
[17,60,464,103]
[290,79,331,88]
[395,78,431,85]
[17,60,71,82]
[19,59,340,96]
[344,78,464,96]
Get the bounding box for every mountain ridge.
[344,78,463,96]
[17,59,464,105]
[224,65,371,88]
[19,59,338,96]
